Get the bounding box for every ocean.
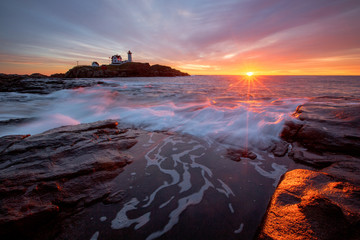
[1,75,360,239]
[2,75,359,141]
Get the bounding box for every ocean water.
[1,75,360,239]
[2,75,359,144]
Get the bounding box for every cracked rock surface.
[0,120,139,239]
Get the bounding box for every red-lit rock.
[257,97,360,239]
[257,168,360,240]
[0,120,138,239]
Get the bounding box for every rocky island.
[65,62,190,78]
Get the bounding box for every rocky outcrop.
[64,62,189,78]
[257,97,360,239]
[226,148,257,161]
[257,168,360,240]
[149,64,188,76]
[0,73,48,82]
[0,76,106,94]
[280,97,360,168]
[50,73,66,78]
[0,120,140,239]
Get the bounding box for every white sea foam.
[217,179,235,198]
[234,223,244,234]
[111,198,151,230]
[111,135,236,239]
[0,77,304,151]
[159,196,175,209]
[249,161,288,187]
[89,231,99,240]
[228,203,234,213]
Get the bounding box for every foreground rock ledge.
[280,97,360,168]
[0,120,139,239]
[257,168,360,240]
[260,97,360,240]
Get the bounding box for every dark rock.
[0,76,108,94]
[29,73,48,78]
[0,73,27,81]
[64,62,189,78]
[50,73,65,78]
[0,118,36,128]
[260,97,360,239]
[288,148,336,168]
[0,62,188,94]
[269,140,289,157]
[226,148,257,161]
[149,64,188,77]
[324,160,360,184]
[257,169,360,240]
[103,189,126,204]
[0,120,139,239]
[280,97,360,157]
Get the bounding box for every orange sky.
[1,0,360,76]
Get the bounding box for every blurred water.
[1,75,359,149]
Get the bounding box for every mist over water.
[1,75,360,149]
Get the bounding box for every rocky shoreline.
[0,120,144,239]
[0,76,359,239]
[257,97,360,239]
[0,62,189,94]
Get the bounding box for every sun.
[246,72,254,76]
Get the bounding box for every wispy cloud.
[0,0,359,74]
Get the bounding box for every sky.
[0,0,360,75]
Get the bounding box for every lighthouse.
[127,50,132,62]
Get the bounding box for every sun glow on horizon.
[246,72,254,76]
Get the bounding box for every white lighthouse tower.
[127,50,132,62]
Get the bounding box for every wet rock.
[103,189,126,204]
[257,169,360,240]
[226,148,257,161]
[269,140,289,157]
[0,120,139,239]
[288,148,336,168]
[0,77,107,94]
[259,97,360,239]
[281,97,360,157]
[279,120,303,142]
[324,160,360,184]
[0,73,27,81]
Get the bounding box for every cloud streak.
[0,0,359,74]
